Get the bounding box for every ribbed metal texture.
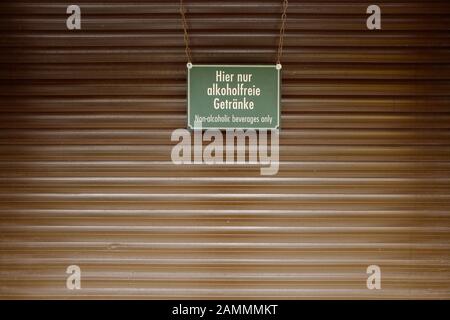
[0,0,449,299]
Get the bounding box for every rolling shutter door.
[0,0,449,299]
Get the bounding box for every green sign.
[187,64,281,129]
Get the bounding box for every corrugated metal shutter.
[0,0,449,299]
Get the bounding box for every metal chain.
[179,0,193,63]
[180,0,289,65]
[277,0,289,65]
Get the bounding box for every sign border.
[187,64,281,130]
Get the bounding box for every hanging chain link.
[179,0,193,63]
[180,0,289,65]
[277,0,289,65]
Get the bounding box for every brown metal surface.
[0,0,449,299]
